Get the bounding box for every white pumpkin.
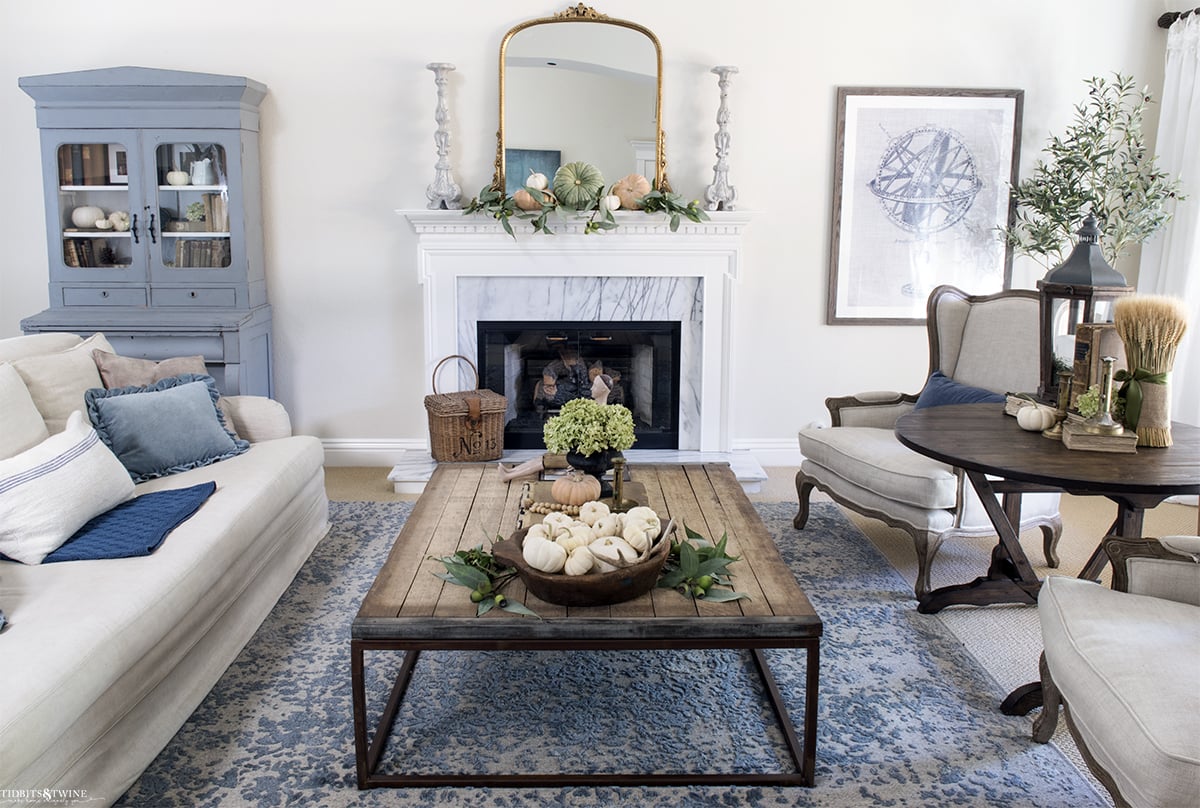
[598,194,621,214]
[591,513,623,538]
[555,524,593,553]
[564,545,595,576]
[589,535,639,569]
[578,500,610,527]
[625,506,660,526]
[542,511,574,532]
[523,535,567,573]
[526,169,549,191]
[526,523,553,542]
[1017,404,1057,431]
[622,518,657,553]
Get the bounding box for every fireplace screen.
[477,321,681,450]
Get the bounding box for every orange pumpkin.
[551,470,602,506]
[611,173,651,210]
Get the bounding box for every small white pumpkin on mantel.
[598,193,622,215]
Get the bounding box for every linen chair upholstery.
[794,285,1062,598]
[1034,536,1200,808]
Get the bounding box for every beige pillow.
[0,362,50,458]
[92,350,208,388]
[91,349,240,440]
[11,333,114,434]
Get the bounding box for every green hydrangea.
[1075,385,1102,418]
[543,398,636,456]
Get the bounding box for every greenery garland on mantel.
[464,163,710,238]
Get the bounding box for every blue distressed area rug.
[117,501,1105,807]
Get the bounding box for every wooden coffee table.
[351,462,823,789]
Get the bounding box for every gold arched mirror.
[494,4,667,196]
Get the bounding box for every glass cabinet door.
[54,135,138,273]
[151,139,233,272]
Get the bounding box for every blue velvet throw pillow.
[85,374,249,483]
[913,371,1006,410]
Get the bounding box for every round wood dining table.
[895,403,1200,613]
[895,402,1199,714]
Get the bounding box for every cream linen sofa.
[0,332,330,806]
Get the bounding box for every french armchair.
[794,285,1062,598]
[1034,535,1200,807]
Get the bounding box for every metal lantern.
[1036,214,1133,402]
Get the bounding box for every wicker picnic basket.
[424,355,506,462]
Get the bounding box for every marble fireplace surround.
[405,210,750,451]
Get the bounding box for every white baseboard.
[320,439,427,467]
[321,438,803,469]
[730,438,802,467]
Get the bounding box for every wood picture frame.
[827,87,1023,324]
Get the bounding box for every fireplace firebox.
[477,321,681,450]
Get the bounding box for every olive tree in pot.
[1004,73,1184,272]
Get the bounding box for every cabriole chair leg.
[794,473,815,530]
[1032,652,1060,743]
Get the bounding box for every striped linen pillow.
[0,410,133,564]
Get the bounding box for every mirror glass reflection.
[503,20,658,195]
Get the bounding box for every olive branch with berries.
[429,543,540,618]
[657,526,750,603]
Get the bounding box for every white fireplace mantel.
[402,209,750,451]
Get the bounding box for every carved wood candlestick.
[703,65,738,212]
[425,62,462,211]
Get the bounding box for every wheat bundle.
[1113,295,1189,446]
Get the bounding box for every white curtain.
[1139,14,1200,429]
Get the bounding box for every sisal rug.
[116,502,1106,807]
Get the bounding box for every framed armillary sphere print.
[827,87,1023,324]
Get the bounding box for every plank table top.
[352,462,822,645]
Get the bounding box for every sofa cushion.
[914,371,1005,410]
[85,375,249,483]
[0,363,49,459]
[1040,576,1200,808]
[798,426,958,510]
[0,411,134,565]
[0,436,326,792]
[0,333,82,363]
[10,333,114,433]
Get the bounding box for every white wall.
[0,0,1172,464]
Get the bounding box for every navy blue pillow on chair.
[913,371,1006,410]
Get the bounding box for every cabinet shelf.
[158,185,226,192]
[163,231,231,239]
[62,230,131,239]
[60,184,129,192]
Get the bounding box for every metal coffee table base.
[351,638,819,789]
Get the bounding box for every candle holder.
[425,62,462,211]
[1042,370,1074,440]
[609,455,637,512]
[1083,355,1124,435]
[703,66,738,212]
